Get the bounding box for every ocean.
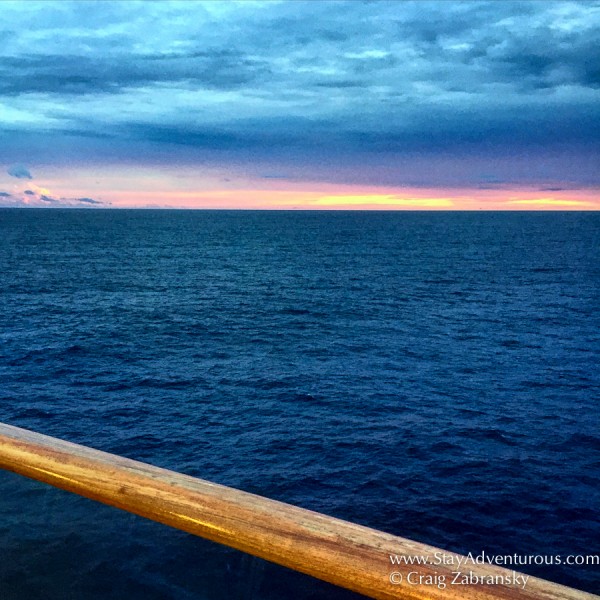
[0,209,598,598]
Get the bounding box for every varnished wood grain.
[0,422,596,600]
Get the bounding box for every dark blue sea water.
[0,209,598,598]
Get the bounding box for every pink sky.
[2,165,598,210]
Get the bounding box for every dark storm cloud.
[462,26,600,91]
[125,123,246,150]
[117,102,599,156]
[0,50,271,96]
[0,191,12,197]
[0,0,598,186]
[7,165,32,179]
[23,190,35,195]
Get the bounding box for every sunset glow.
[314,195,455,208]
[0,1,598,210]
[506,198,596,208]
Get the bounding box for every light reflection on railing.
[0,422,596,600]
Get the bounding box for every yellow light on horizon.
[507,198,594,207]
[315,195,454,207]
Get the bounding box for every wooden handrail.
[0,422,596,600]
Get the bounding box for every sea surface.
[0,209,598,598]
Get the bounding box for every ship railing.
[0,422,596,600]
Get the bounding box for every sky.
[0,0,599,210]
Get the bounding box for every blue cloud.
[76,197,103,204]
[7,165,32,179]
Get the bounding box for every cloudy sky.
[0,0,598,209]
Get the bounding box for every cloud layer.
[0,187,107,207]
[0,0,598,192]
